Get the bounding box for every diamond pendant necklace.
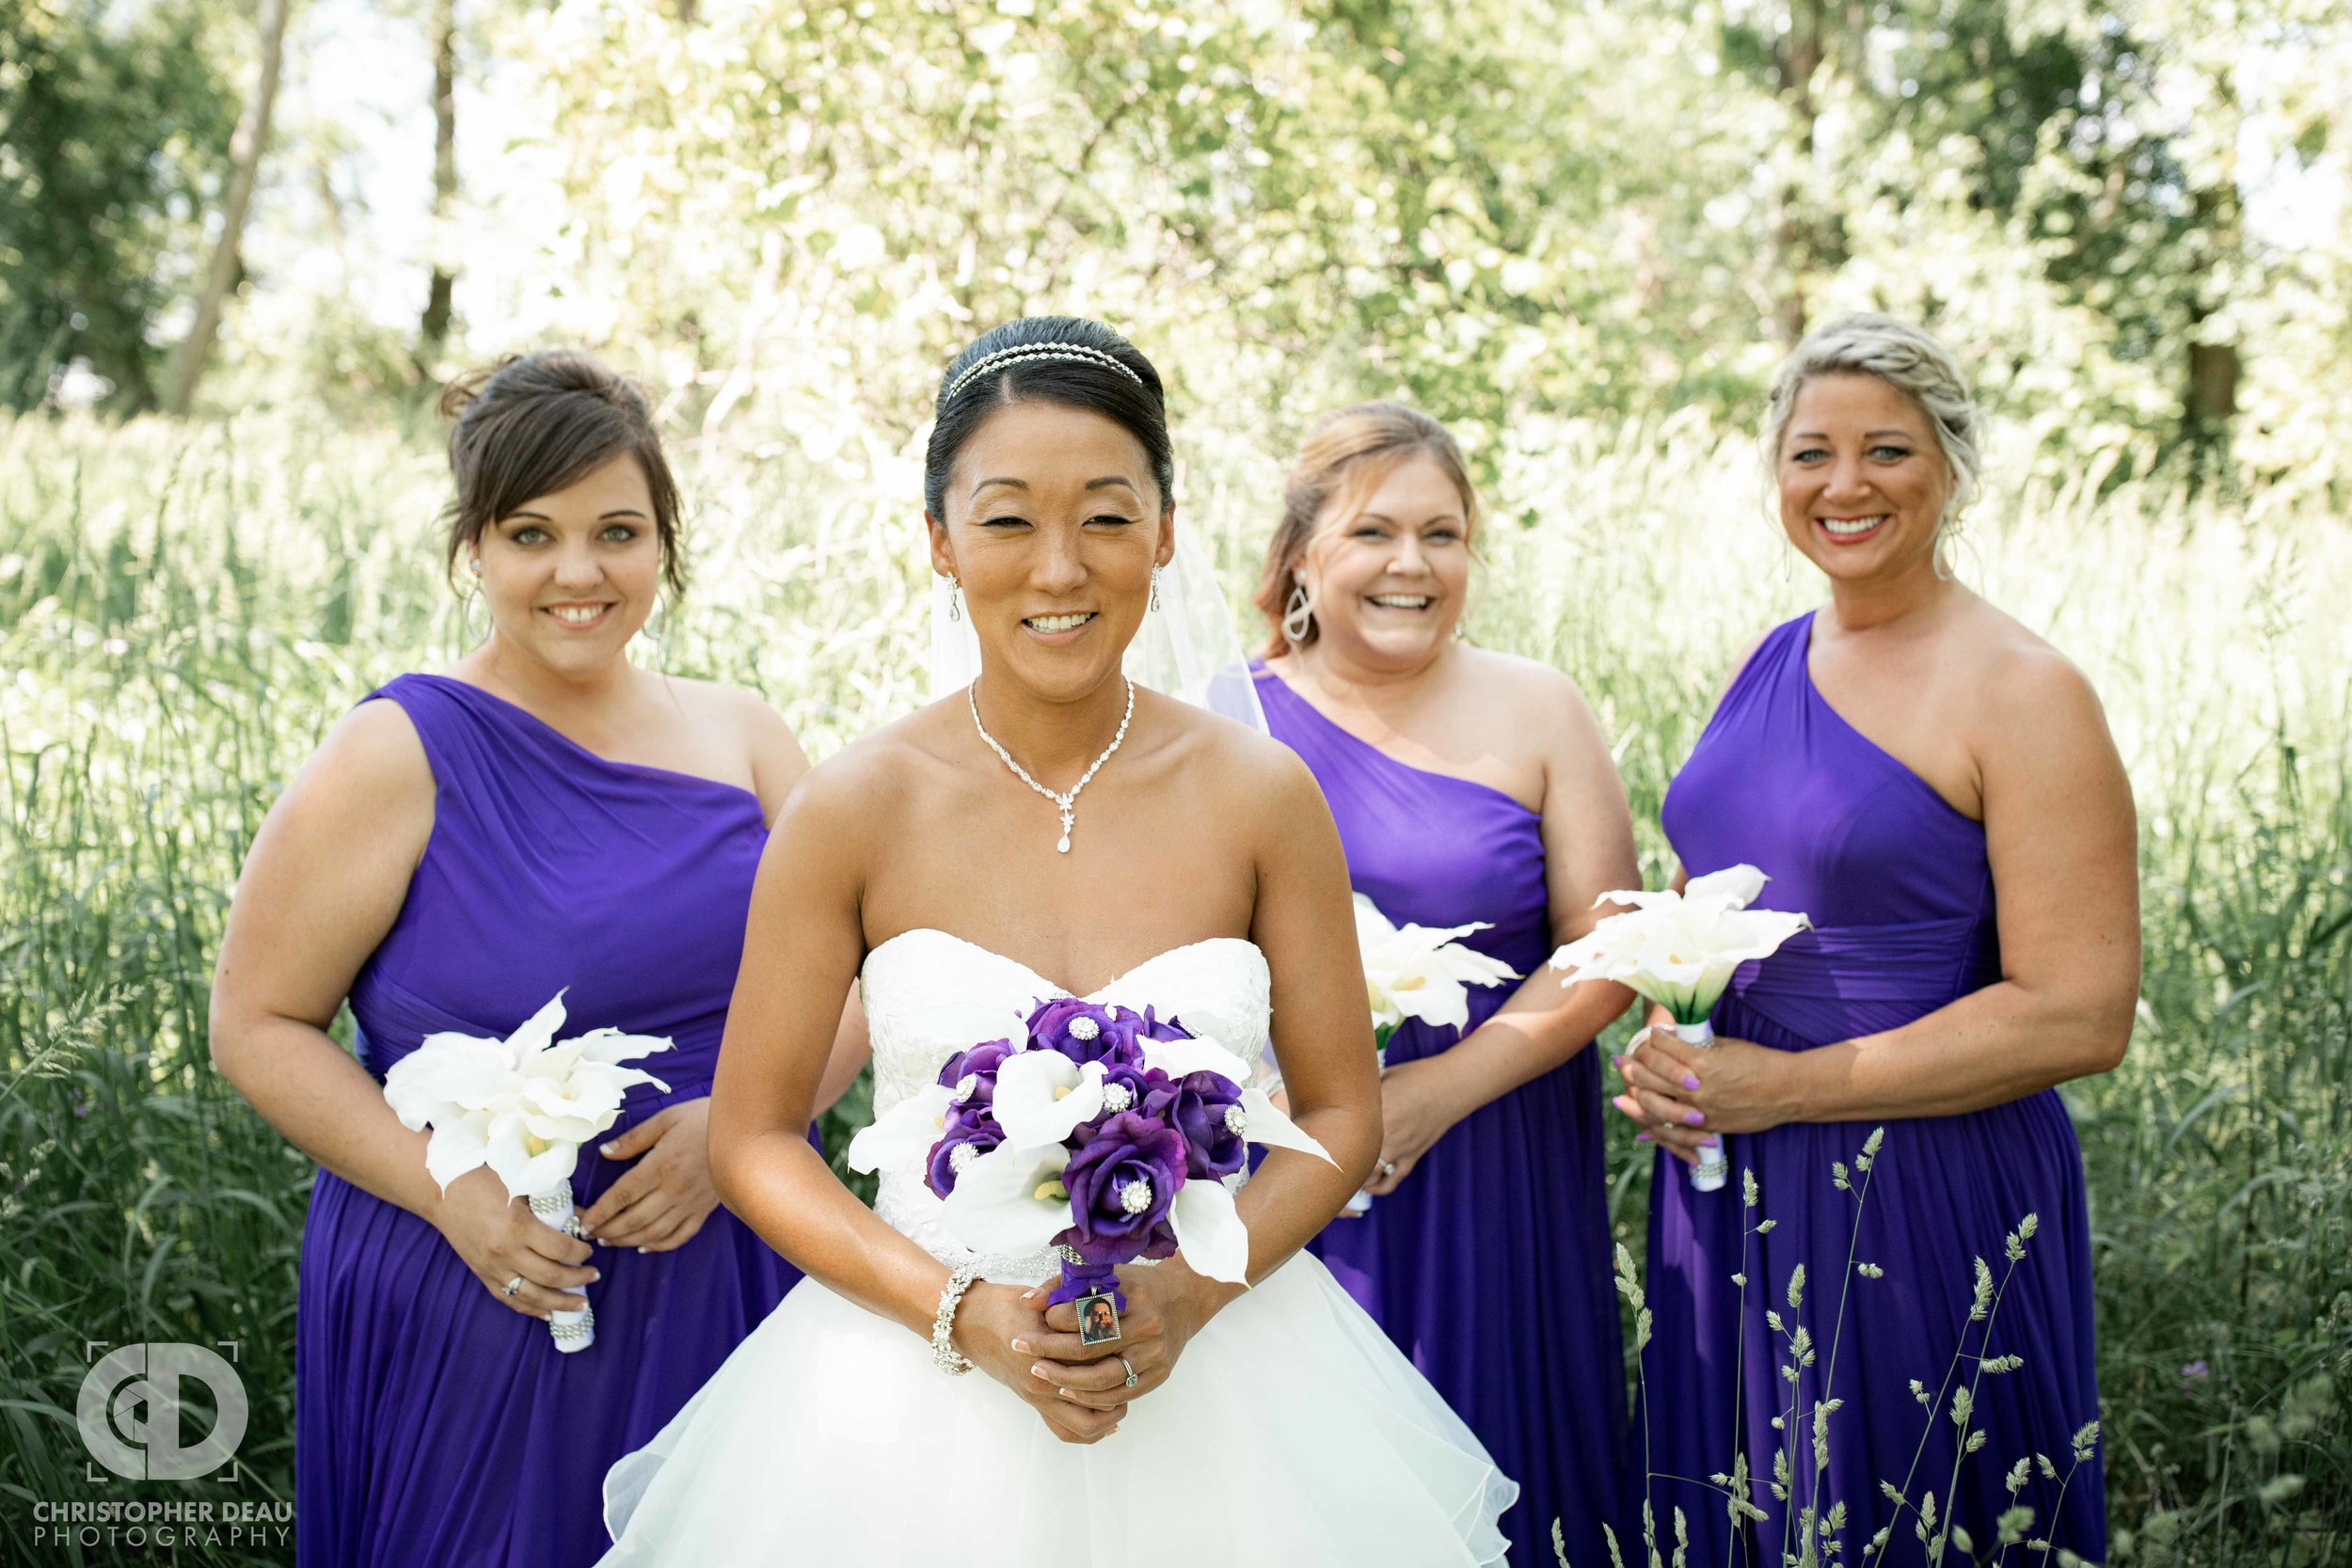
[968,677,1135,854]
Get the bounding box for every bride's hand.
[1022,1264,1210,1419]
[953,1283,1128,1445]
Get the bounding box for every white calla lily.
[1140,1035,1253,1086]
[1168,1176,1249,1284]
[381,989,672,1200]
[1353,894,1518,1037]
[991,1052,1106,1149]
[846,1082,955,1175]
[941,1142,1075,1257]
[1550,863,1811,1025]
[1234,1086,1335,1165]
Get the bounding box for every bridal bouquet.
[383,990,674,1351]
[1548,864,1810,1193]
[848,997,1332,1312]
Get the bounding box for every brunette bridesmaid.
[1616,314,2135,1563]
[210,353,863,1567]
[1252,404,1639,1565]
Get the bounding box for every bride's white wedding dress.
[597,928,1517,1566]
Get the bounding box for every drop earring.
[1148,563,1164,614]
[947,575,963,623]
[461,556,485,643]
[1281,578,1313,644]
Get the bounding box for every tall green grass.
[2,409,2345,1564]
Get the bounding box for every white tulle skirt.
[597,1251,1517,1566]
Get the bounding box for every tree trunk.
[1771,0,1825,347]
[164,0,294,416]
[419,0,457,359]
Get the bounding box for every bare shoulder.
[1149,693,1325,821]
[255,695,436,872]
[1959,603,2110,733]
[309,695,435,808]
[778,700,977,854]
[1460,644,1584,705]
[656,673,805,752]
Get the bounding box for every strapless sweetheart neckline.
[861,926,1268,1005]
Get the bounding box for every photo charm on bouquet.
[846,993,1335,1322]
[1548,863,1811,1192]
[1076,1292,1123,1345]
[381,989,674,1351]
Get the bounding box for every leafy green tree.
[0,0,235,411]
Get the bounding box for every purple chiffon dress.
[1645,612,2105,1564]
[294,674,801,1568]
[1256,666,1632,1568]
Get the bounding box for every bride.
[596,318,1516,1566]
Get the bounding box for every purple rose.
[1135,1005,1190,1043]
[1026,999,1147,1068]
[1061,1111,1185,1258]
[936,1038,1016,1110]
[925,1117,1003,1199]
[1095,1059,1167,1121]
[1144,1069,1247,1180]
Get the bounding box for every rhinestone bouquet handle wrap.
[1676,1021,1729,1193]
[529,1178,595,1352]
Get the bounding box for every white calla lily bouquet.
[1353,894,1521,1064]
[383,990,674,1351]
[1343,894,1519,1212]
[1548,864,1811,1192]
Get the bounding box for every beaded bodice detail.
[859,928,1274,1284]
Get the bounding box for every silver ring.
[501,1275,524,1298]
[1118,1355,1138,1388]
[1377,1159,1397,1178]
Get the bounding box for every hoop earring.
[1281,578,1313,644]
[640,594,671,663]
[947,575,963,623]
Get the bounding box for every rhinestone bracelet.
[931,1265,979,1375]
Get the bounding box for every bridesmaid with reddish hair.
[1616,314,2135,1563]
[1250,403,1639,1565]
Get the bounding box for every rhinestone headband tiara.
[942,341,1147,406]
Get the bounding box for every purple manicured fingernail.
[1634,1132,1652,1143]
[1684,1111,1706,1127]
[1682,1073,1701,1090]
[1702,1135,1720,1148]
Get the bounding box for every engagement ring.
[1118,1355,1138,1388]
[501,1275,524,1297]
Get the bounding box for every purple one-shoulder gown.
[294,674,801,1568]
[1256,665,1631,1568]
[1647,613,2105,1563]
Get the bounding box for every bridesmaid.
[210,352,861,1567]
[1251,403,1640,1566]
[1614,313,2137,1563]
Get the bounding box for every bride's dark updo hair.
[923,318,1173,523]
